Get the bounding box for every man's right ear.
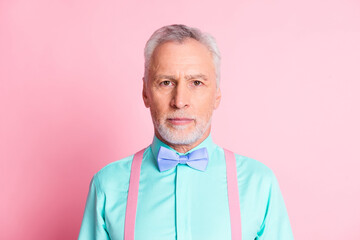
[142,77,150,108]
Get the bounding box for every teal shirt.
[78,135,293,240]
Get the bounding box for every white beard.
[156,118,211,145]
[152,109,212,145]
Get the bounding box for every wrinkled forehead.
[152,38,213,59]
[149,39,215,75]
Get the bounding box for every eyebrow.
[154,74,208,81]
[154,75,177,81]
[185,74,208,81]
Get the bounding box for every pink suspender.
[224,149,242,240]
[124,148,145,240]
[124,148,242,240]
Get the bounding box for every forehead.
[150,38,215,75]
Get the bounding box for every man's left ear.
[214,88,221,109]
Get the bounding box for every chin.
[156,123,208,145]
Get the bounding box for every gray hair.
[143,24,221,86]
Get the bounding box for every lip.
[167,118,194,125]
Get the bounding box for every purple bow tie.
[157,146,209,172]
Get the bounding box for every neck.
[155,128,211,153]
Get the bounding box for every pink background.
[1,0,359,239]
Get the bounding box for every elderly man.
[78,24,293,240]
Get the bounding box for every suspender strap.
[224,149,242,240]
[124,148,241,240]
[124,148,145,240]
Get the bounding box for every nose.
[170,82,190,109]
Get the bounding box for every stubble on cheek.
[150,107,161,127]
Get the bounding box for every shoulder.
[223,151,280,201]
[92,147,151,191]
[236,153,273,175]
[229,150,277,186]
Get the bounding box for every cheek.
[206,95,218,115]
[149,97,169,117]
[197,93,216,108]
[152,99,167,112]
[152,92,172,107]
[195,101,215,120]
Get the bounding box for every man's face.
[143,38,221,145]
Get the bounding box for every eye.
[193,80,203,86]
[160,80,172,86]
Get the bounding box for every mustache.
[165,111,195,119]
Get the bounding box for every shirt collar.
[150,134,217,162]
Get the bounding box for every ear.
[142,77,150,108]
[214,87,221,109]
